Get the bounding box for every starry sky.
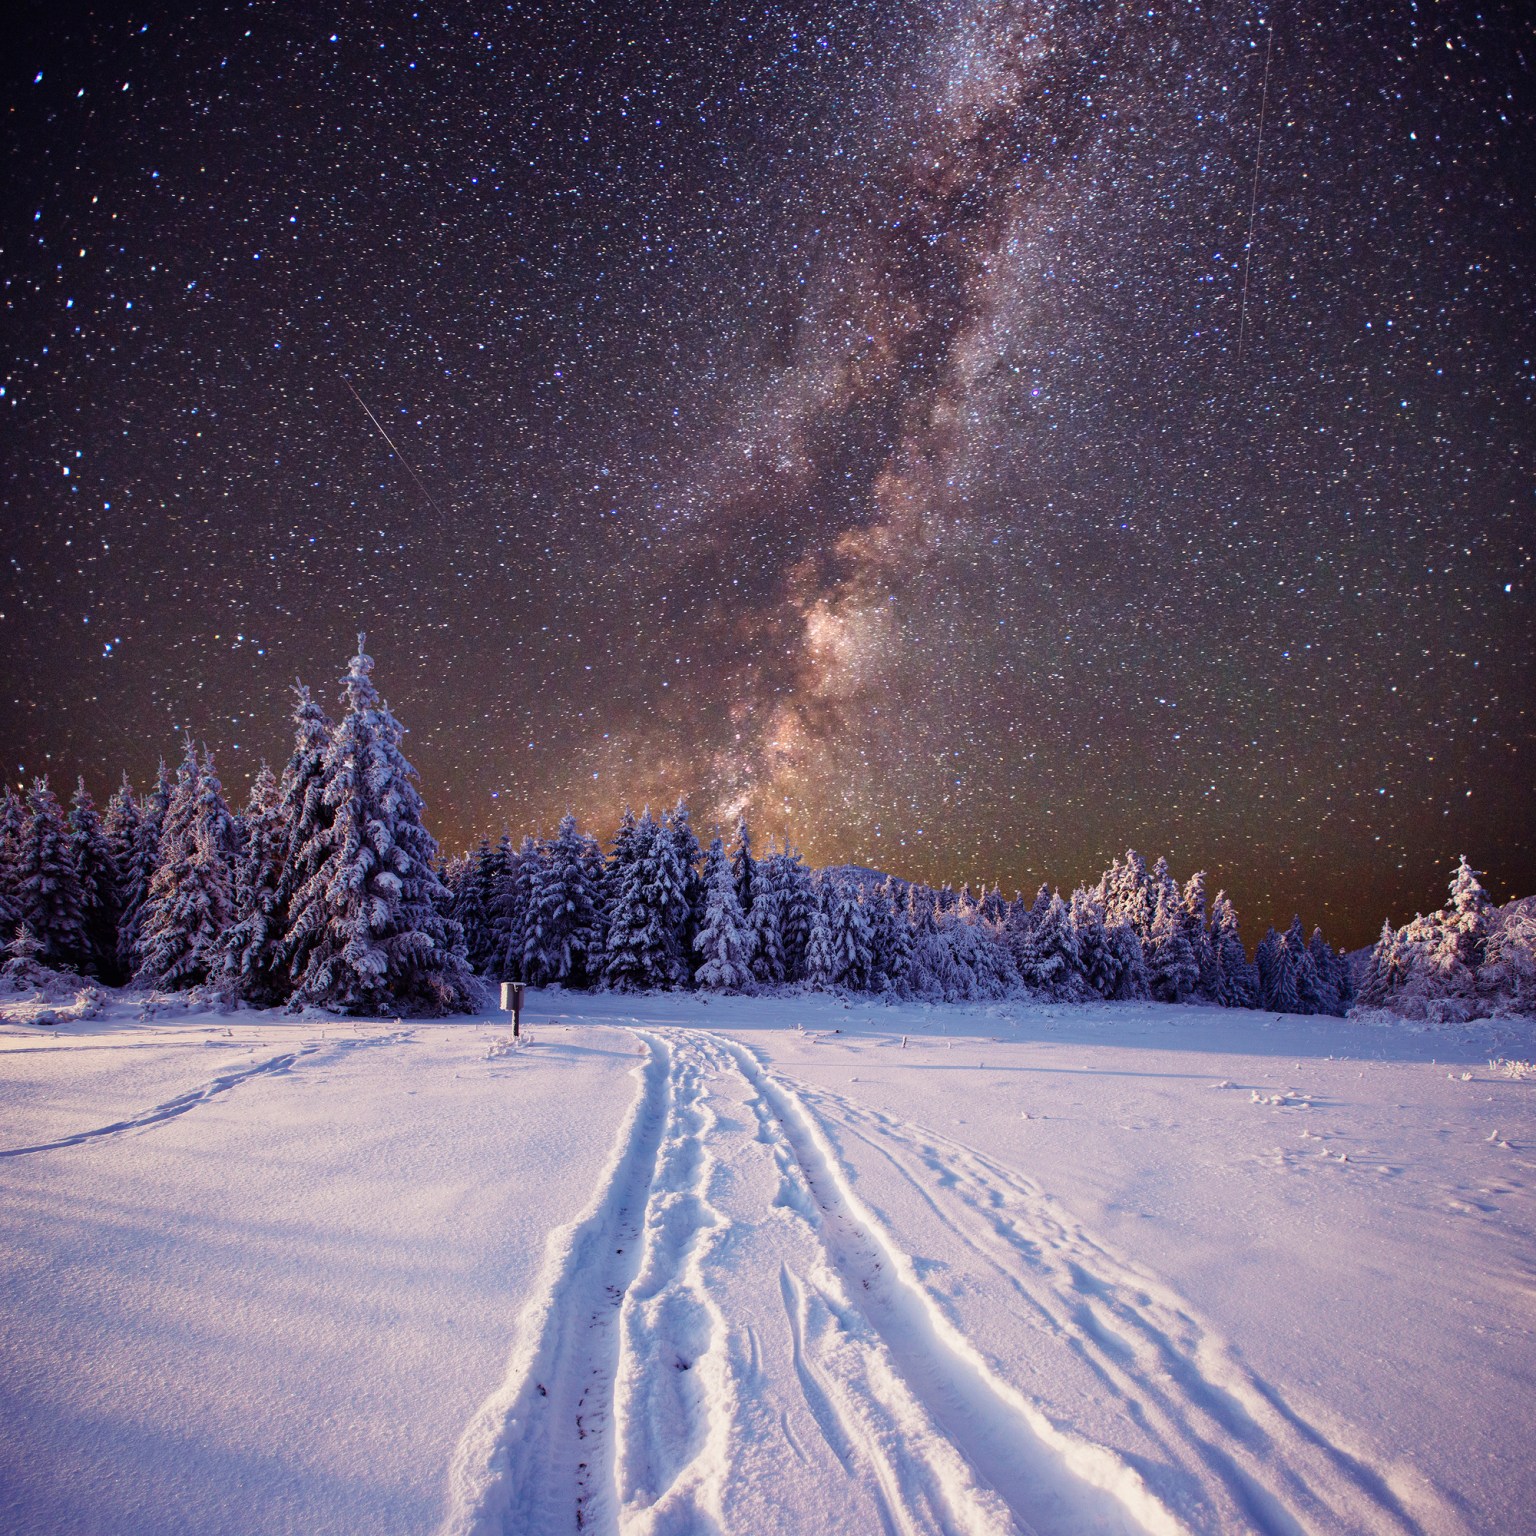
[3,0,1532,945]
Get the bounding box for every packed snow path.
[443,1027,1437,1536]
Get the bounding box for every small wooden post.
[500,981,527,1038]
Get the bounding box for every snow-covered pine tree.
[774,847,815,981]
[519,834,554,984]
[0,785,25,938]
[479,832,517,972]
[1149,879,1199,1003]
[274,684,336,992]
[1306,928,1342,1017]
[14,777,87,969]
[116,762,170,976]
[223,763,289,1004]
[939,908,1019,1000]
[731,817,756,917]
[669,797,704,965]
[804,874,836,990]
[1018,890,1083,999]
[1181,871,1219,1000]
[1479,905,1536,1014]
[68,777,120,980]
[135,744,236,990]
[1254,927,1280,1006]
[1069,888,1111,997]
[491,835,541,980]
[602,810,673,991]
[749,851,785,985]
[451,838,493,973]
[1356,919,1400,1007]
[864,877,910,994]
[529,812,603,987]
[828,879,874,991]
[1106,919,1150,999]
[288,639,474,1014]
[652,806,693,985]
[1285,917,1321,1015]
[1095,849,1153,943]
[1262,927,1301,1013]
[102,775,142,976]
[442,852,478,967]
[693,836,754,991]
[1209,891,1254,1007]
[1440,855,1492,978]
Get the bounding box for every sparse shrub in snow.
[0,928,106,1025]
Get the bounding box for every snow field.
[0,1015,640,1536]
[4,991,1534,1535]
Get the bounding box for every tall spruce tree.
[0,786,25,938]
[102,775,144,979]
[669,798,704,965]
[749,851,786,985]
[529,813,603,986]
[223,764,289,1004]
[1285,916,1321,1014]
[14,777,87,969]
[828,880,874,991]
[731,817,756,917]
[774,847,815,981]
[602,810,674,991]
[1209,892,1254,1007]
[68,778,120,979]
[693,836,754,991]
[135,744,235,990]
[804,874,836,990]
[275,684,335,992]
[288,639,473,1014]
[1018,890,1082,999]
[1148,880,1199,1003]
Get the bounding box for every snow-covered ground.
[2,992,1533,1535]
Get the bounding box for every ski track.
[779,1065,1457,1536]
[0,1029,414,1159]
[444,1025,1223,1536]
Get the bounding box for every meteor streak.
[343,379,448,519]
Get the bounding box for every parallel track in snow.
[784,1070,1447,1536]
[0,1029,414,1158]
[442,1024,1455,1536]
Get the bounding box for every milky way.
[2,1,1531,944]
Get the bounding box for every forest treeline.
[4,639,1519,1020]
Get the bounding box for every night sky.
[3,1,1532,946]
